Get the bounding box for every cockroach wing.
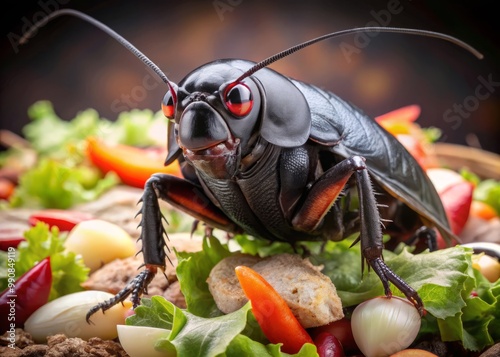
[298,81,456,244]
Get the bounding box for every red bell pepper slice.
[0,257,52,333]
[28,209,94,232]
[86,137,182,188]
[235,265,313,354]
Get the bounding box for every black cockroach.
[20,9,482,320]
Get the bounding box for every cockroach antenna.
[19,9,177,102]
[235,27,483,83]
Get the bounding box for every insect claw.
[191,220,200,237]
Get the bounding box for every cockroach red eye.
[161,91,176,119]
[224,83,253,117]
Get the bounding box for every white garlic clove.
[24,290,132,343]
[351,296,421,357]
[117,325,173,357]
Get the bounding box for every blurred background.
[1,0,499,153]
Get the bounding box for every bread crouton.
[207,253,344,328]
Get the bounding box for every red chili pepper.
[0,257,52,333]
[86,137,182,188]
[0,228,26,251]
[28,209,94,231]
[314,332,345,357]
[234,265,313,354]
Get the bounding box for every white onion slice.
[351,296,421,357]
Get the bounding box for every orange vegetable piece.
[375,105,421,124]
[0,178,15,200]
[470,200,497,220]
[234,265,313,354]
[86,137,181,188]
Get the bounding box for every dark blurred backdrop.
[1,0,499,153]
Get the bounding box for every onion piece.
[117,325,173,357]
[473,254,500,282]
[64,219,136,272]
[351,296,421,357]
[24,290,132,343]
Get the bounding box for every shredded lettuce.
[128,235,500,354]
[0,223,89,300]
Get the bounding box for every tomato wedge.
[28,209,94,232]
[86,137,181,188]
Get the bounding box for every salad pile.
[1,102,500,356]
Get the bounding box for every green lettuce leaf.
[10,158,118,209]
[127,295,317,357]
[127,295,184,330]
[1,222,89,300]
[176,236,232,317]
[226,335,318,357]
[241,237,500,351]
[106,109,165,147]
[131,235,500,354]
[0,251,8,292]
[24,101,107,157]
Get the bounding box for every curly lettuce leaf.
[10,158,118,209]
[226,334,318,356]
[1,223,90,300]
[175,236,232,318]
[127,295,183,330]
[24,101,166,151]
[24,101,107,157]
[106,109,166,147]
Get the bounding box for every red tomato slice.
[28,209,94,231]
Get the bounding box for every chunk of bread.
[206,253,262,313]
[207,253,344,328]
